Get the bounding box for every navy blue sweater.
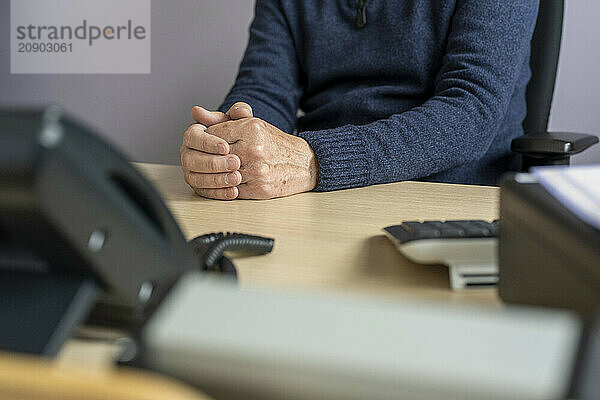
[220,0,539,190]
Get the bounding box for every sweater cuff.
[297,126,370,192]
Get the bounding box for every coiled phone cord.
[189,232,275,278]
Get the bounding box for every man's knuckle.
[182,130,191,147]
[194,175,204,188]
[187,124,198,135]
[183,136,194,150]
[196,188,215,198]
[256,182,273,197]
[197,134,211,150]
[190,123,205,131]
[194,188,208,198]
[248,144,265,159]
[184,172,195,187]
[181,151,193,168]
[209,157,221,171]
[256,163,269,177]
[212,174,222,187]
[248,117,265,131]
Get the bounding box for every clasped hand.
[180,103,319,200]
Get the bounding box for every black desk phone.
[0,106,272,356]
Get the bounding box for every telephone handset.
[2,105,194,307]
[0,107,194,355]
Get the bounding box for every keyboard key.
[422,221,446,229]
[402,222,424,232]
[439,227,467,238]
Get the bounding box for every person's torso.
[280,0,530,185]
[281,0,458,130]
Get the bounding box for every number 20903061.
[18,42,72,53]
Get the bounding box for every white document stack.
[531,165,600,230]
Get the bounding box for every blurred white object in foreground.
[144,272,581,400]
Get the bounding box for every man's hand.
[181,103,319,200]
[205,117,319,200]
[180,103,253,200]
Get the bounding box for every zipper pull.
[356,0,367,28]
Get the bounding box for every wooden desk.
[136,163,501,306]
[1,162,501,400]
[0,350,210,400]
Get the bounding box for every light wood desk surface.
[0,349,210,400]
[136,163,502,306]
[1,162,502,400]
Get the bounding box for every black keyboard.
[384,220,499,244]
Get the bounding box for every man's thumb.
[191,106,228,127]
[226,102,253,120]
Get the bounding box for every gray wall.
[0,0,253,163]
[550,0,600,164]
[1,0,599,165]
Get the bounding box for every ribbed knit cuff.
[297,126,370,192]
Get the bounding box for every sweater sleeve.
[219,0,302,134]
[297,0,539,191]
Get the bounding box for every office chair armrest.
[511,131,598,170]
